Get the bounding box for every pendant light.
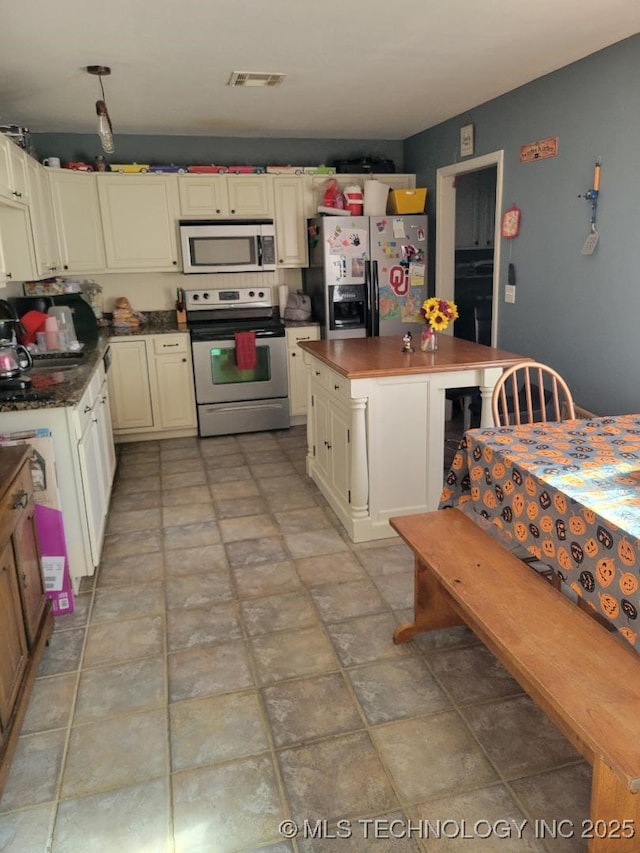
[87,65,114,154]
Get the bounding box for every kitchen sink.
[31,362,82,373]
[31,353,87,371]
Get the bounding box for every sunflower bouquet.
[420,297,458,351]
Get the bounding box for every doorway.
[435,151,504,345]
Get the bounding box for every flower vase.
[420,328,437,352]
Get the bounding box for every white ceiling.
[1,0,639,141]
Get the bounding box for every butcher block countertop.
[297,334,529,379]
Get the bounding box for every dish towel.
[234,331,257,370]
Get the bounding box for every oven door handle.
[204,402,285,413]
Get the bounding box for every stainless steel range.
[185,287,290,437]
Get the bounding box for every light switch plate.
[505,285,516,304]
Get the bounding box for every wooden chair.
[492,361,576,426]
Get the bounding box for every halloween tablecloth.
[440,415,640,652]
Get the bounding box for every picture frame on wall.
[460,123,474,157]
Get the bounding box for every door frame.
[435,150,504,345]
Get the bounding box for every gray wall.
[31,134,404,173]
[404,34,640,416]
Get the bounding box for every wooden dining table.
[440,414,640,653]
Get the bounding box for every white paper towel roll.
[278,284,289,316]
[363,180,390,216]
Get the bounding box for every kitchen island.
[299,334,529,542]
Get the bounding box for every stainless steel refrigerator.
[304,214,428,339]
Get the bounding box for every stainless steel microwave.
[179,220,277,274]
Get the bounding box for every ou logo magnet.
[389,265,408,296]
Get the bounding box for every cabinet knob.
[230,209,236,214]
[291,351,296,358]
[6,272,12,279]
[172,260,177,265]
[334,384,340,391]
[12,489,28,510]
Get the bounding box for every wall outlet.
[505,285,516,304]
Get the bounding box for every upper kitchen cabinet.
[0,206,35,286]
[273,176,310,267]
[97,174,180,270]
[0,136,29,207]
[455,168,497,249]
[25,157,60,278]
[178,174,273,218]
[48,169,106,273]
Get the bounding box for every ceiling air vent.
[227,71,286,88]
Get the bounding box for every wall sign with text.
[520,136,559,163]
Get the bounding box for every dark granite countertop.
[107,310,185,337]
[0,314,187,413]
[0,335,111,413]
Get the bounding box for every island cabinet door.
[311,392,330,480]
[328,405,350,505]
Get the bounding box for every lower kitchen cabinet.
[0,351,116,589]
[74,367,117,566]
[0,445,54,799]
[108,333,197,440]
[286,325,320,418]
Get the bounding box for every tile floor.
[0,425,592,853]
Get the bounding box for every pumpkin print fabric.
[440,415,640,652]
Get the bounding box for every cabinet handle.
[163,343,180,348]
[334,384,340,391]
[6,272,12,279]
[12,190,22,198]
[84,405,91,414]
[315,370,321,376]
[12,490,28,510]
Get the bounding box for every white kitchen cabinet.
[48,169,106,273]
[286,325,320,418]
[0,136,29,207]
[148,335,197,431]
[178,176,229,216]
[108,333,197,440]
[97,174,180,270]
[0,351,116,588]
[25,157,60,277]
[73,362,117,568]
[0,205,35,286]
[273,177,310,267]
[107,339,154,431]
[226,175,273,217]
[307,361,355,513]
[178,174,273,218]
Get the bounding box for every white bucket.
[363,180,390,216]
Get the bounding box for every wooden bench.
[391,508,640,853]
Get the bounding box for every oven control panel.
[185,287,273,311]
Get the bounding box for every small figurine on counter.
[112,296,143,328]
[402,331,414,353]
